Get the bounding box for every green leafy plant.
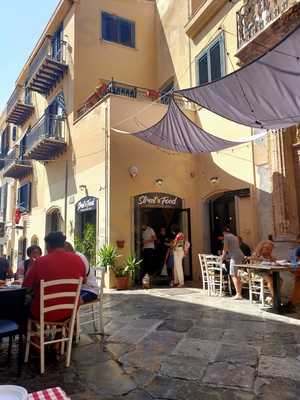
[97,244,120,269]
[74,223,96,266]
[113,255,142,278]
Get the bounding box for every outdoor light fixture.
[79,184,89,197]
[210,177,219,185]
[129,166,138,179]
[155,178,164,186]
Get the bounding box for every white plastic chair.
[24,278,82,374]
[75,267,105,343]
[198,254,211,295]
[204,255,232,296]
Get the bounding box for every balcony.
[185,0,227,38]
[236,0,300,64]
[25,113,66,160]
[6,86,34,126]
[3,147,32,180]
[76,79,178,120]
[26,36,68,96]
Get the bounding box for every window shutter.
[210,41,222,82]
[26,183,32,212]
[198,53,209,85]
[12,126,17,141]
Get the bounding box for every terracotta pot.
[116,276,129,290]
[116,240,125,249]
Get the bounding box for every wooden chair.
[24,278,82,374]
[75,267,105,343]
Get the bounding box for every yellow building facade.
[1,0,299,285]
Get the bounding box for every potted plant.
[113,255,142,290]
[97,244,120,288]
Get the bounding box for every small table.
[29,387,70,400]
[236,264,300,313]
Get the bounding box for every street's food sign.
[76,196,97,213]
[135,193,182,209]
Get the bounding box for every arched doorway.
[18,237,27,268]
[46,207,63,235]
[206,188,250,255]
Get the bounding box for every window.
[1,127,10,156]
[12,126,17,141]
[17,182,31,213]
[52,24,64,61]
[197,34,225,85]
[101,12,135,48]
[0,183,8,222]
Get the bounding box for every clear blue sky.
[0,0,59,111]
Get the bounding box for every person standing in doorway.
[142,224,157,277]
[172,225,185,288]
[222,226,244,300]
[156,227,170,276]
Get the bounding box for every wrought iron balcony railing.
[237,0,292,49]
[76,80,181,119]
[6,85,34,126]
[26,36,68,96]
[25,113,66,160]
[3,146,32,179]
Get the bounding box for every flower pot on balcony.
[116,276,130,290]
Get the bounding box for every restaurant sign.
[76,196,97,213]
[135,193,182,209]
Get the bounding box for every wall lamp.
[155,178,164,187]
[79,184,89,197]
[210,177,220,185]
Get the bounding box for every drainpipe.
[104,104,109,245]
[187,0,193,87]
[64,159,69,234]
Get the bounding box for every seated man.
[23,231,85,322]
[64,241,99,303]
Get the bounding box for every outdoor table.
[236,264,300,313]
[29,387,70,399]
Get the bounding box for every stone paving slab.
[258,355,300,381]
[173,338,221,361]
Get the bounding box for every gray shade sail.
[177,26,300,129]
[113,98,267,153]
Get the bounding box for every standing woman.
[172,225,185,288]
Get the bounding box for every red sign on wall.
[15,209,21,224]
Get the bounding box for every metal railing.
[76,79,175,119]
[27,36,67,85]
[25,113,66,154]
[237,0,294,49]
[2,147,30,172]
[6,86,32,116]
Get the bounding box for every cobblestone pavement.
[1,288,300,399]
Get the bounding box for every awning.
[112,98,267,153]
[177,26,300,129]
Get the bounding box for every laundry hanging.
[177,25,300,129]
[112,98,267,153]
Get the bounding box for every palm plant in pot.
[97,244,120,288]
[113,255,142,290]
